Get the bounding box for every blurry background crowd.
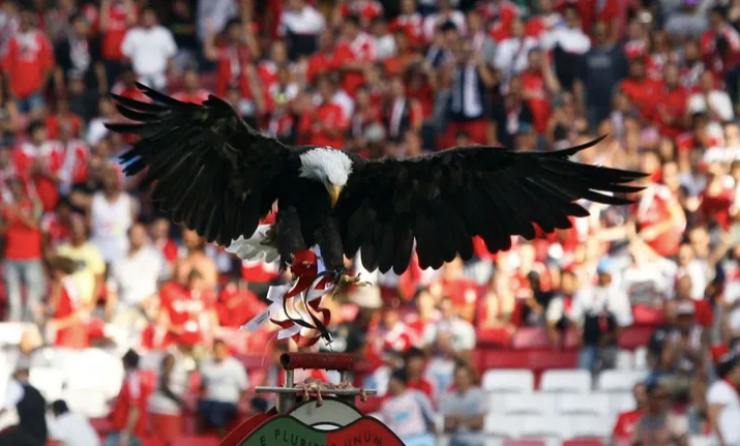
[0,0,739,445]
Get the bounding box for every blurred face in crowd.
[390,76,405,98]
[453,366,473,392]
[318,77,335,103]
[30,125,47,145]
[19,10,35,32]
[467,10,483,33]
[664,63,680,88]
[286,0,304,12]
[406,354,425,379]
[400,0,416,15]
[510,19,524,38]
[69,217,88,245]
[537,0,554,14]
[527,49,543,71]
[183,228,205,251]
[213,340,229,361]
[628,59,646,80]
[688,227,710,258]
[142,8,158,28]
[597,271,612,287]
[645,385,669,414]
[128,223,148,251]
[183,70,200,91]
[101,167,121,194]
[270,41,288,65]
[71,15,89,38]
[560,271,577,295]
[675,274,694,301]
[633,383,648,408]
[564,7,581,29]
[388,374,405,396]
[677,244,695,267]
[593,21,608,45]
[382,308,400,328]
[699,71,715,93]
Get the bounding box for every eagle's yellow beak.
[327,184,343,207]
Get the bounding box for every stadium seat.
[596,370,648,392]
[29,367,65,401]
[501,393,557,415]
[519,415,568,438]
[608,391,637,415]
[615,350,633,370]
[634,346,648,369]
[171,436,219,446]
[63,389,109,417]
[540,369,591,393]
[562,439,604,446]
[482,369,534,393]
[556,393,610,416]
[565,414,612,438]
[484,414,523,437]
[617,326,653,350]
[501,440,546,446]
[512,327,550,350]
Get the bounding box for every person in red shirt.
[45,98,83,140]
[46,255,91,348]
[106,349,152,446]
[2,8,54,114]
[156,269,218,349]
[612,382,647,442]
[404,347,436,405]
[1,177,45,323]
[656,63,689,138]
[619,57,663,123]
[521,48,560,134]
[204,18,261,104]
[99,0,137,83]
[13,121,63,211]
[172,68,210,105]
[334,15,376,96]
[216,279,266,328]
[308,76,350,149]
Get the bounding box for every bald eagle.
[107,83,644,274]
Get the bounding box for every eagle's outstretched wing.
[335,137,646,273]
[106,83,292,245]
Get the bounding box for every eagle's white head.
[299,148,353,206]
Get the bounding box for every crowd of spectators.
[0,0,739,444]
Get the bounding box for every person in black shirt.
[0,368,47,446]
[575,21,628,130]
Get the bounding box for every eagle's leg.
[314,216,345,274]
[275,206,307,267]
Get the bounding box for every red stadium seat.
[171,435,220,446]
[502,440,546,446]
[563,439,605,446]
[617,326,654,350]
[512,327,551,350]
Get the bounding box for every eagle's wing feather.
[106,83,291,245]
[335,137,646,273]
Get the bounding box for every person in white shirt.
[198,339,249,434]
[278,0,326,59]
[494,18,539,87]
[422,297,476,353]
[570,258,633,373]
[121,7,177,89]
[688,71,735,122]
[47,400,100,446]
[441,363,487,446]
[89,165,136,264]
[110,222,163,306]
[109,222,164,339]
[380,368,436,446]
[707,353,740,446]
